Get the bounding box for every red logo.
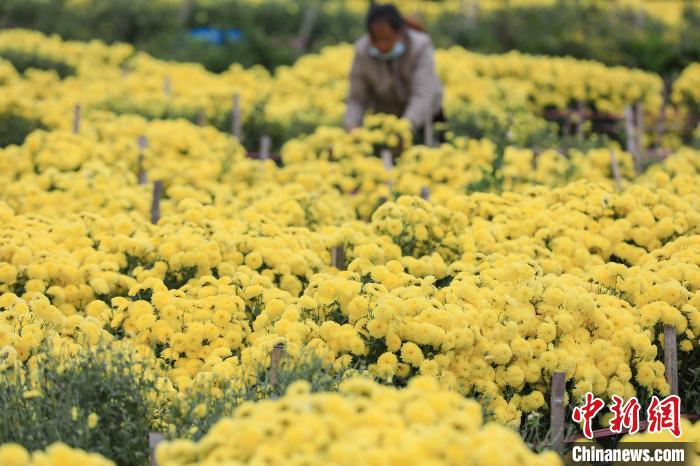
[609,395,641,435]
[647,395,682,438]
[572,392,606,439]
[573,393,682,439]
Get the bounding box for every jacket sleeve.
[402,42,439,130]
[344,50,368,130]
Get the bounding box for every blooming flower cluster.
[1,154,698,425]
[332,0,687,26]
[0,28,688,145]
[0,443,114,466]
[0,26,699,464]
[371,195,466,261]
[619,417,700,447]
[672,63,700,114]
[156,376,563,466]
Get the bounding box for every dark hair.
[366,3,405,32]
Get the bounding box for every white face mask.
[369,41,405,61]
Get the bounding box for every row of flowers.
[1,377,698,466]
[1,28,690,148]
[1,141,698,428]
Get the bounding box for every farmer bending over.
[344,3,444,135]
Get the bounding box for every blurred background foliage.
[0,0,699,77]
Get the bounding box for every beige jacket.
[344,28,443,130]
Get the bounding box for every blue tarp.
[189,27,242,45]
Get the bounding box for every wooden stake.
[624,104,641,175]
[331,246,346,270]
[163,76,171,97]
[231,94,242,141]
[372,196,389,219]
[549,371,567,452]
[575,101,585,137]
[138,158,147,184]
[624,104,636,154]
[664,326,679,396]
[269,343,286,388]
[138,136,148,185]
[634,8,645,28]
[608,148,622,191]
[506,112,515,140]
[465,0,479,27]
[381,149,393,190]
[420,187,430,200]
[294,6,319,53]
[381,149,393,171]
[151,181,163,225]
[424,113,435,147]
[655,79,670,146]
[177,0,193,23]
[260,135,271,160]
[149,432,164,466]
[635,102,645,164]
[72,104,81,134]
